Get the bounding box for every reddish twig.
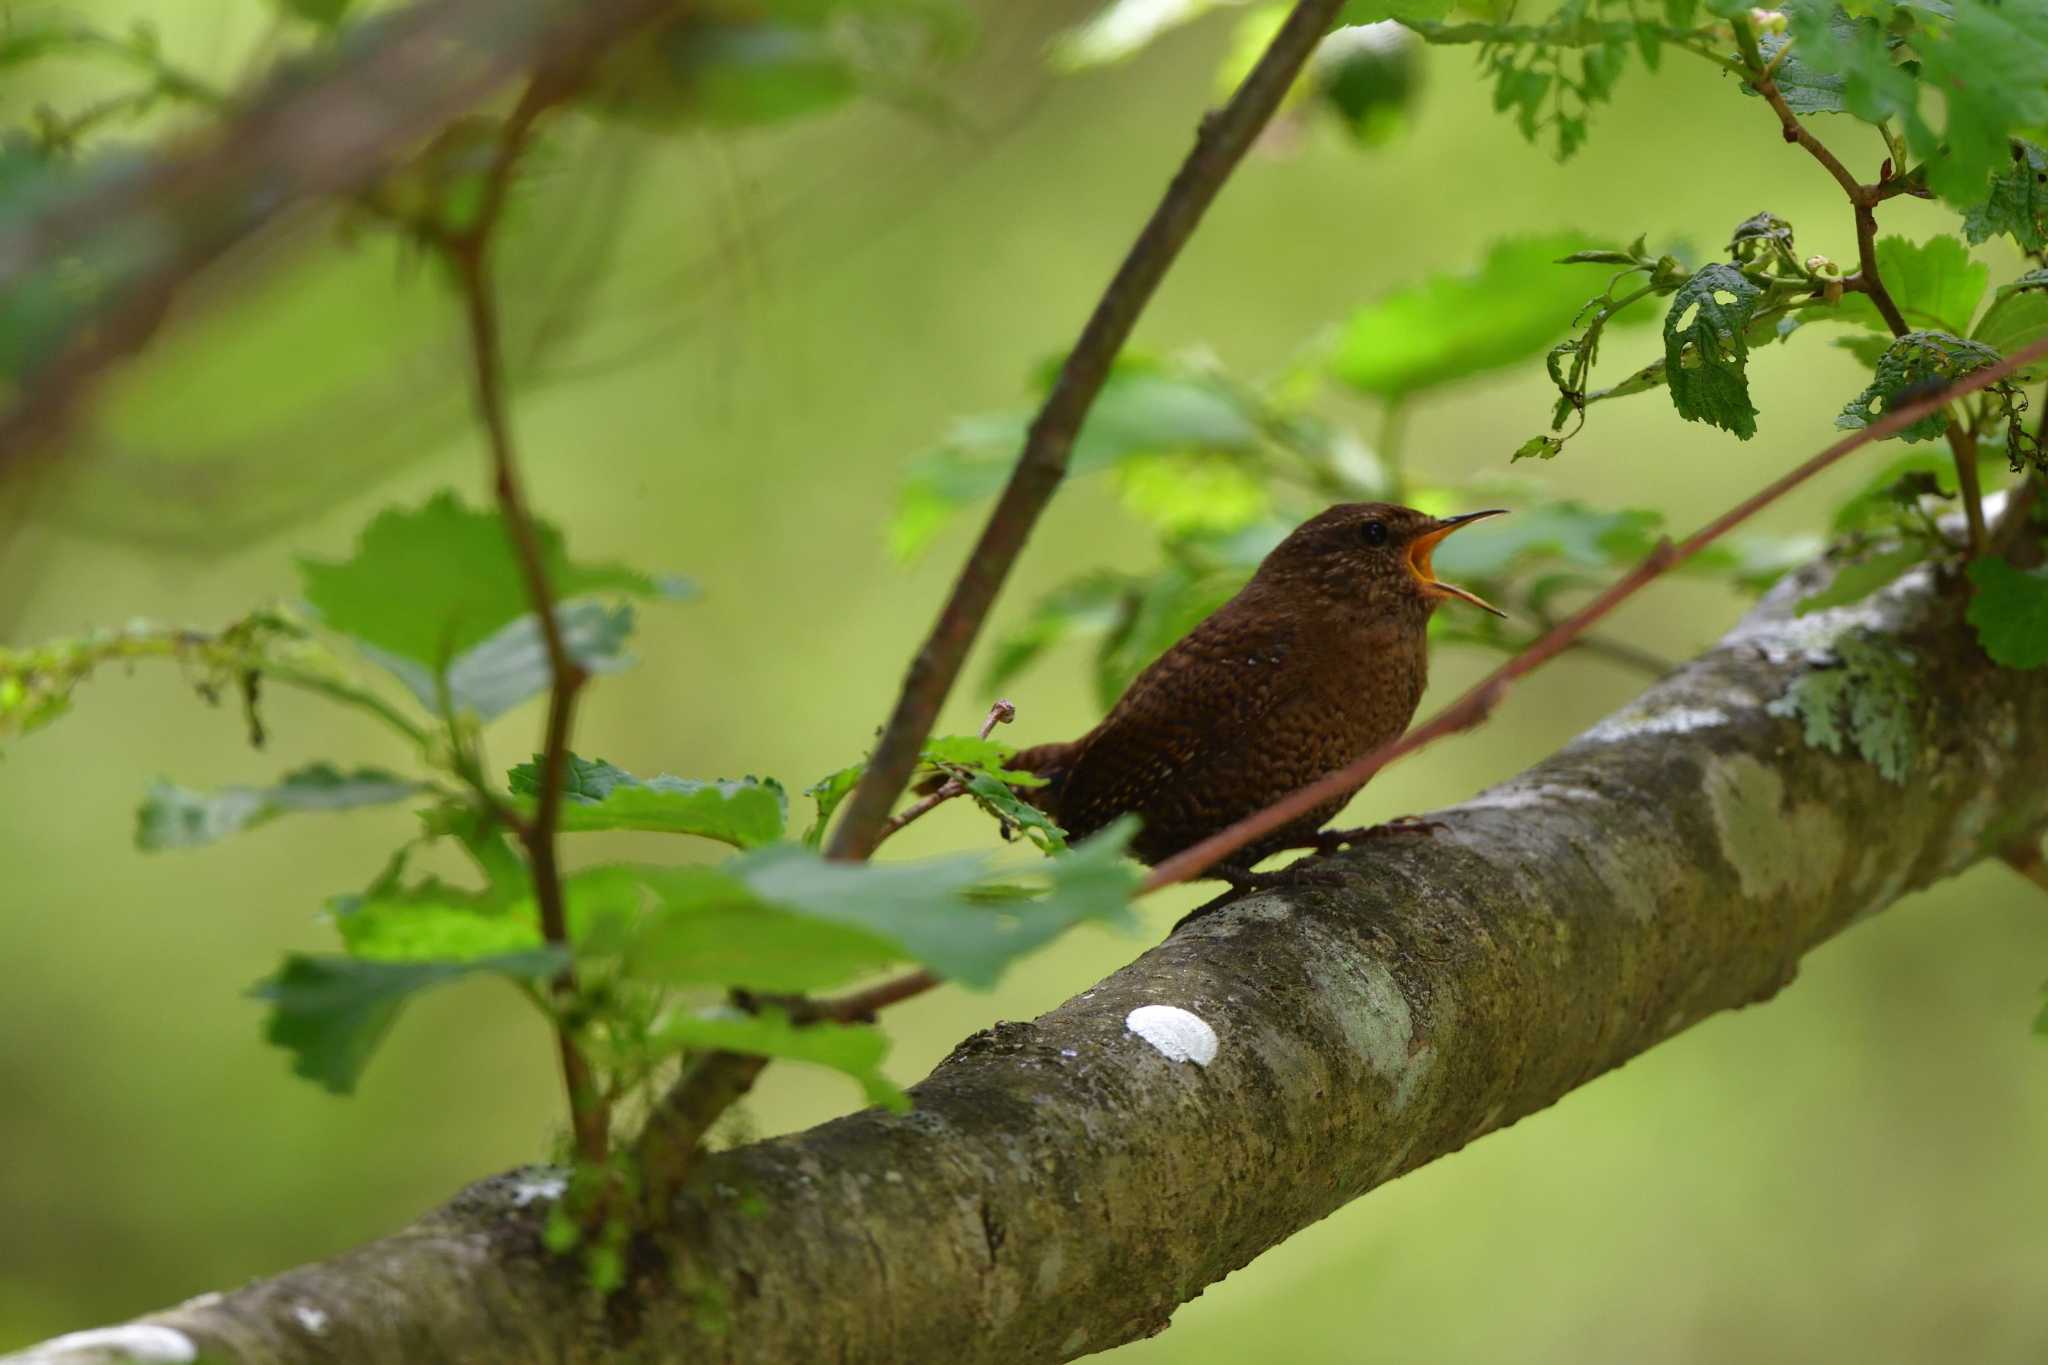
[823,0,1349,863]
[445,86,608,1167]
[1142,334,2048,895]
[1735,18,1987,557]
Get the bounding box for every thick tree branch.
[823,0,1348,862]
[16,534,2047,1365]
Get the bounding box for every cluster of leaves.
[1,494,1140,1134]
[891,230,1822,706]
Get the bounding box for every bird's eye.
[1360,520,1389,548]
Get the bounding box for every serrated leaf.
[957,770,1068,852]
[802,762,865,849]
[367,601,639,721]
[1971,273,2048,373]
[1828,236,1987,336]
[1836,330,2002,443]
[920,735,1044,786]
[137,764,422,851]
[889,366,1265,559]
[1796,545,1929,615]
[1966,557,2048,669]
[1664,263,1762,439]
[1766,630,1921,782]
[1749,27,1848,113]
[652,1006,904,1109]
[508,754,786,847]
[332,863,645,962]
[1329,234,1619,400]
[724,820,1142,988]
[252,949,565,1094]
[1964,141,2048,252]
[297,491,690,668]
[624,865,904,991]
[1512,434,1564,461]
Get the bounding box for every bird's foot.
[1312,816,1447,853]
[1173,861,1349,932]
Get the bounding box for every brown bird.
[1011,502,1505,889]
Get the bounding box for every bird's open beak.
[1408,510,1508,618]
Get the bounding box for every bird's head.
[1256,502,1508,621]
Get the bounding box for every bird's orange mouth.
[1407,510,1508,617]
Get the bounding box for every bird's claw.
[1313,816,1447,853]
[1173,861,1349,932]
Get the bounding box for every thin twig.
[823,0,1349,863]
[443,85,607,1166]
[1141,334,2048,894]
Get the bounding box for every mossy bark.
[11,554,2046,1365]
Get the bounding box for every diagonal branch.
[823,0,1349,863]
[14,535,2046,1364]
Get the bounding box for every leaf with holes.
[1967,557,2048,669]
[1836,331,2003,444]
[507,754,786,847]
[1964,141,2048,253]
[1664,264,1762,439]
[137,764,423,851]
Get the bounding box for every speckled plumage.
[1015,502,1502,874]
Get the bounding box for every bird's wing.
[1054,618,1293,839]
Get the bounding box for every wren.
[1012,502,1505,887]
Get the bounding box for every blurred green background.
[3,2,2046,1359]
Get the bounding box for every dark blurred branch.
[0,0,678,469]
[823,0,1349,863]
[15,537,2048,1363]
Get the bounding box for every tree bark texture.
[10,549,2046,1365]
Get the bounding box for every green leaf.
[1828,236,1987,336]
[1967,557,2048,669]
[1749,26,1848,114]
[137,764,422,851]
[1114,451,1269,538]
[1427,500,1661,581]
[1836,331,2003,444]
[724,820,1142,988]
[889,365,1265,559]
[1964,141,2048,253]
[366,601,640,721]
[956,771,1068,852]
[652,1006,904,1109]
[1329,234,1619,400]
[802,762,865,849]
[508,754,786,847]
[624,865,905,991]
[273,0,354,25]
[1093,562,1249,709]
[252,950,565,1094]
[1049,0,1233,69]
[986,572,1134,692]
[920,735,1044,786]
[297,491,690,669]
[1970,271,2048,373]
[1796,545,1929,616]
[1766,629,1921,783]
[1663,263,1763,439]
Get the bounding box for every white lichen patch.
[1460,781,1602,813]
[509,1171,567,1207]
[291,1304,329,1335]
[1307,953,1436,1111]
[1703,753,1843,900]
[18,1325,198,1363]
[1125,1005,1218,1066]
[1581,704,1730,744]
